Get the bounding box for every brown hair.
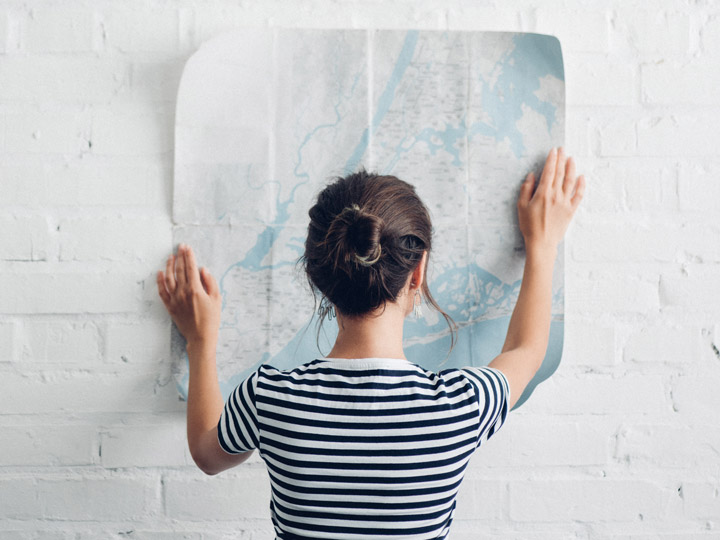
[301,169,456,350]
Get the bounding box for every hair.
[300,168,456,352]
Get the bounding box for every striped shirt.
[217,357,510,539]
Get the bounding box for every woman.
[157,146,585,539]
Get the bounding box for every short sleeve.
[459,366,510,447]
[217,370,260,454]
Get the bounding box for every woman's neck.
[326,303,407,360]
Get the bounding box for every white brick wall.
[1,0,718,538]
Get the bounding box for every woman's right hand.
[517,146,585,250]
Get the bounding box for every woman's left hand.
[157,244,222,348]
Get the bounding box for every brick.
[565,107,591,158]
[0,110,5,150]
[561,155,623,214]
[535,8,610,52]
[0,478,41,519]
[180,6,255,53]
[0,272,143,314]
[0,9,7,53]
[566,53,635,106]
[164,469,271,520]
[127,60,186,102]
[615,423,720,469]
[597,113,637,157]
[91,105,173,155]
[352,4,447,30]
[622,159,679,214]
[570,218,678,263]
[0,215,51,261]
[531,373,667,415]
[38,476,160,520]
[0,319,18,362]
[104,319,170,364]
[11,533,196,540]
[202,533,257,540]
[578,157,678,215]
[571,267,659,315]
[0,157,166,208]
[678,159,720,214]
[453,478,504,520]
[20,320,102,363]
[563,319,616,367]
[672,374,720,418]
[446,6,521,32]
[641,60,720,105]
[100,422,190,468]
[509,478,666,522]
[446,529,587,540]
[659,264,720,311]
[701,14,720,55]
[101,5,179,53]
[623,325,702,364]
[43,156,168,208]
[58,216,171,262]
[637,113,720,157]
[33,533,80,540]
[0,370,183,414]
[0,159,46,205]
[682,481,720,519]
[4,106,91,155]
[0,425,96,466]
[0,57,128,103]
[24,7,94,52]
[479,414,611,467]
[97,533,202,540]
[615,8,690,55]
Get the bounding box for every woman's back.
[219,357,509,539]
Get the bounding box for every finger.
[537,147,557,194]
[553,146,567,191]
[201,267,222,298]
[184,245,204,291]
[165,255,176,292]
[563,156,577,198]
[571,175,586,208]
[175,244,187,287]
[518,171,535,206]
[157,271,171,306]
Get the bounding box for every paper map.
[172,29,565,408]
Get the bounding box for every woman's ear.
[410,251,428,291]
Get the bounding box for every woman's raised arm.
[157,244,253,474]
[488,147,585,409]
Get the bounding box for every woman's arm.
[157,244,253,474]
[488,147,585,409]
[185,339,253,475]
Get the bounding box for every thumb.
[518,171,535,206]
[200,267,220,297]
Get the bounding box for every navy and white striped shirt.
[218,357,510,539]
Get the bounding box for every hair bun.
[324,203,383,275]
